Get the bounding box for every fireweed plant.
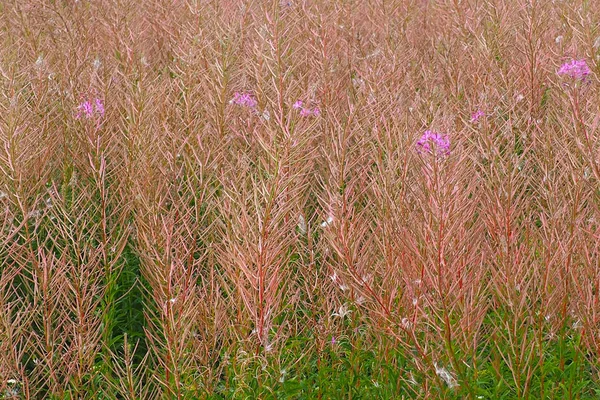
[470,110,485,124]
[76,98,105,119]
[292,100,321,117]
[557,59,591,82]
[230,92,258,108]
[416,130,451,156]
[1,0,600,399]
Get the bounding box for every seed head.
[434,363,458,388]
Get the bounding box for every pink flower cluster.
[416,130,450,156]
[293,100,320,117]
[557,59,591,81]
[470,110,485,123]
[230,92,258,108]
[76,98,105,119]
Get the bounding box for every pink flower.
[294,100,320,117]
[230,92,257,108]
[76,98,104,119]
[558,59,591,81]
[416,130,450,156]
[470,110,485,123]
[77,101,94,119]
[300,107,312,116]
[95,98,105,116]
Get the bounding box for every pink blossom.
[76,98,104,119]
[230,92,257,108]
[95,98,105,116]
[77,101,94,119]
[416,130,450,156]
[294,99,320,117]
[558,59,591,81]
[470,110,485,123]
[300,107,312,117]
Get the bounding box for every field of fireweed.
[1,0,600,398]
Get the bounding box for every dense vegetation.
[1,0,600,398]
